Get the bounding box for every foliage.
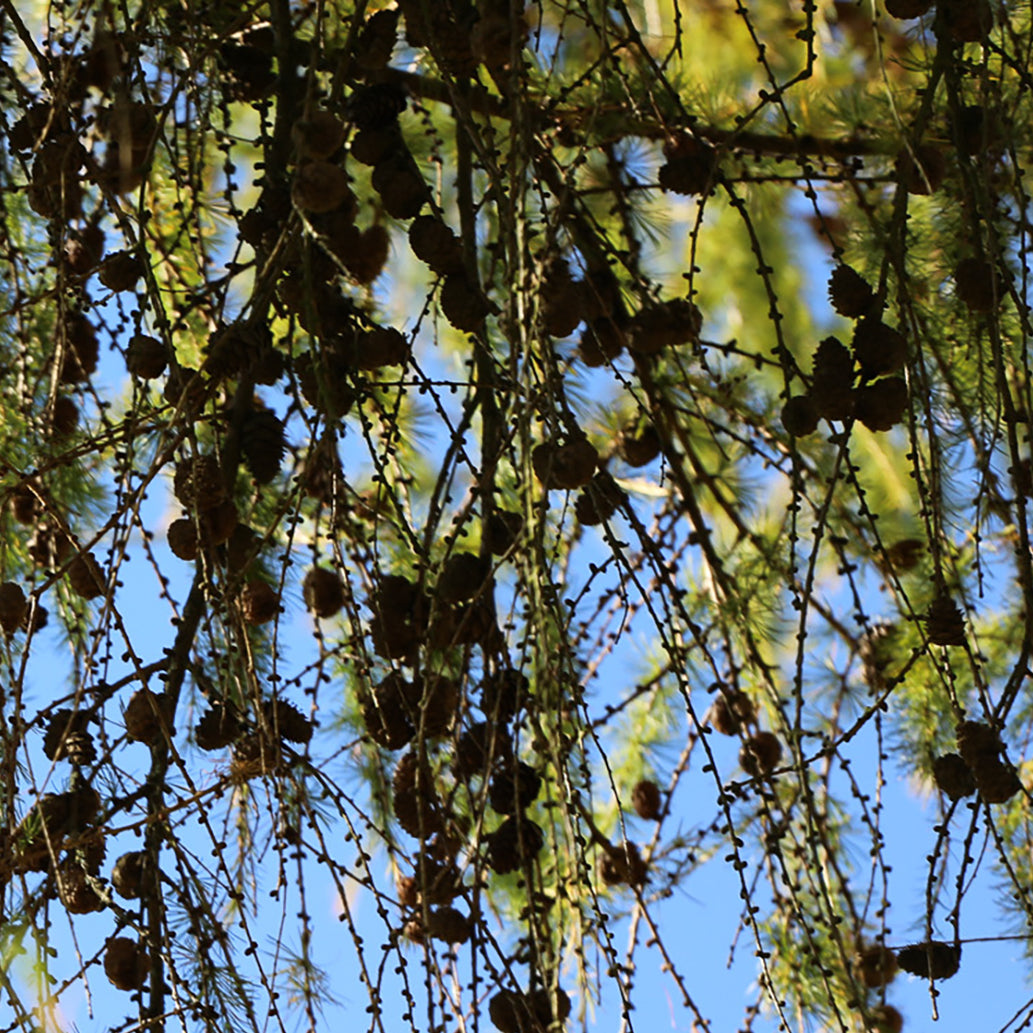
[0,0,1030,1031]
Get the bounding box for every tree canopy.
[0,0,1031,1031]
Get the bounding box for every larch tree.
[0,0,1029,1032]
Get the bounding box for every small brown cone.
[781,395,820,436]
[409,215,465,275]
[853,943,898,988]
[618,422,662,466]
[599,841,648,887]
[98,250,143,291]
[532,438,598,491]
[739,731,782,777]
[827,264,874,317]
[954,257,998,312]
[56,862,104,913]
[438,552,489,604]
[194,704,242,751]
[240,580,280,625]
[925,590,965,646]
[440,274,492,332]
[124,688,174,745]
[426,905,472,944]
[897,145,947,195]
[104,937,148,990]
[896,940,961,980]
[167,518,199,561]
[855,377,908,432]
[709,689,756,735]
[811,336,855,421]
[241,409,285,484]
[263,697,314,744]
[852,319,907,379]
[111,851,151,899]
[631,779,662,820]
[486,816,543,874]
[291,161,352,214]
[303,566,344,618]
[932,753,976,800]
[658,134,717,196]
[125,334,167,379]
[0,582,27,634]
[67,552,105,600]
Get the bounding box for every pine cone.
[827,264,874,317]
[854,377,908,432]
[355,327,409,370]
[481,669,528,723]
[111,850,151,899]
[618,423,662,467]
[263,697,313,744]
[485,510,523,555]
[599,841,648,887]
[194,704,242,751]
[67,552,105,600]
[355,9,399,73]
[346,83,407,131]
[486,815,543,874]
[231,732,284,779]
[488,760,542,815]
[426,905,472,944]
[954,257,997,312]
[532,438,598,491]
[627,298,702,354]
[932,752,976,800]
[56,863,103,913]
[853,944,898,988]
[409,215,465,275]
[658,135,717,196]
[440,273,492,332]
[810,336,855,420]
[303,566,344,618]
[167,518,199,561]
[240,580,280,625]
[925,590,965,646]
[631,779,662,821]
[739,731,782,776]
[363,673,419,749]
[104,937,148,991]
[897,145,947,195]
[98,250,143,291]
[125,334,167,379]
[416,675,459,737]
[438,552,488,604]
[896,941,961,980]
[539,259,585,338]
[709,688,756,735]
[124,688,174,745]
[371,151,429,220]
[343,224,391,285]
[292,110,345,160]
[241,409,285,484]
[0,582,27,634]
[578,317,626,366]
[291,161,352,214]
[941,0,992,41]
[59,313,99,383]
[975,758,1022,803]
[574,471,626,526]
[453,720,512,778]
[852,319,907,380]
[781,395,820,436]
[173,455,225,511]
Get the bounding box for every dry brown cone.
[292,110,345,160]
[99,250,144,292]
[355,8,399,72]
[355,326,409,370]
[453,720,513,778]
[56,862,104,914]
[539,259,586,339]
[868,1005,904,1033]
[599,841,648,887]
[294,350,355,420]
[343,224,391,285]
[393,752,443,838]
[631,779,662,821]
[350,125,403,166]
[371,152,429,220]
[409,215,465,275]
[104,937,149,991]
[489,990,537,1033]
[291,161,353,214]
[481,668,528,724]
[67,552,105,600]
[627,298,702,354]
[63,225,105,277]
[167,518,198,561]
[578,316,626,366]
[810,336,855,421]
[896,940,961,980]
[347,82,408,130]
[658,134,717,196]
[827,264,874,317]
[124,688,174,745]
[853,943,898,988]
[739,731,782,777]
[941,0,993,40]
[111,850,151,899]
[241,409,285,484]
[426,905,473,944]
[369,574,428,660]
[303,566,344,618]
[852,319,907,380]
[488,760,542,815]
[231,732,285,779]
[0,582,27,635]
[854,377,909,432]
[486,815,544,874]
[125,334,167,379]
[954,257,998,312]
[200,499,238,548]
[173,455,225,511]
[618,422,662,467]
[438,552,489,604]
[932,752,976,800]
[9,486,38,525]
[885,0,932,16]
[440,273,492,332]
[532,438,598,491]
[416,675,460,738]
[50,396,79,438]
[42,709,92,762]
[194,703,242,751]
[925,590,966,646]
[59,313,99,383]
[781,395,820,436]
[363,673,419,749]
[263,697,314,745]
[485,509,523,555]
[709,688,756,735]
[975,759,1023,803]
[240,580,280,625]
[574,471,627,526]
